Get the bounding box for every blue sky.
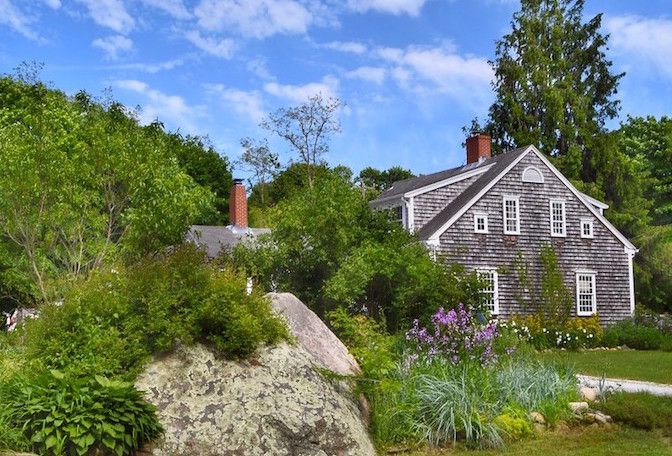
[1,0,671,179]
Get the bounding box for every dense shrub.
[602,320,671,350]
[17,245,288,380]
[2,371,162,456]
[635,305,672,335]
[595,392,672,436]
[503,314,602,350]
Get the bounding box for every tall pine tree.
[484,0,623,180]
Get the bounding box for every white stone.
[580,386,599,402]
[569,401,589,413]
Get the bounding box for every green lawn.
[537,350,672,384]
[407,427,672,456]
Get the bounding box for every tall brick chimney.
[466,133,491,164]
[229,178,248,229]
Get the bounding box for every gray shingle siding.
[435,152,632,326]
[413,176,479,230]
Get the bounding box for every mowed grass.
[406,427,672,456]
[537,350,672,384]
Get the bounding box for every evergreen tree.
[485,0,623,180]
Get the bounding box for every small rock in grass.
[569,401,589,413]
[533,423,546,433]
[530,411,546,424]
[580,386,599,402]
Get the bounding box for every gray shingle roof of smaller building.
[187,225,271,258]
[373,152,514,202]
[416,147,530,240]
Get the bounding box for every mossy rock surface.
[136,342,375,456]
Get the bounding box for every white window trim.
[575,271,597,316]
[502,195,521,235]
[580,218,594,239]
[522,165,544,183]
[478,268,499,315]
[473,213,489,234]
[549,199,567,237]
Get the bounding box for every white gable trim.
[427,146,534,241]
[580,192,609,210]
[425,145,637,253]
[531,149,637,252]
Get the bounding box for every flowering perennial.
[406,304,500,366]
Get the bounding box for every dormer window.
[474,213,489,233]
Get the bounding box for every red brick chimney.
[229,178,248,229]
[466,133,491,164]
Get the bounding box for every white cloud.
[377,44,493,108]
[194,0,312,39]
[114,79,204,131]
[185,31,235,58]
[92,34,133,60]
[324,41,367,54]
[141,0,191,19]
[207,84,265,122]
[605,15,672,78]
[76,0,134,33]
[43,0,61,9]
[347,0,426,16]
[345,66,386,84]
[263,75,339,102]
[0,0,41,41]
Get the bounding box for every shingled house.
[370,134,637,326]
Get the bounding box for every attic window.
[522,166,544,183]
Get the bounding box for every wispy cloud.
[0,0,42,41]
[114,79,204,132]
[194,0,312,39]
[347,0,427,16]
[263,75,339,102]
[185,31,236,59]
[324,40,367,54]
[376,44,493,109]
[605,15,672,78]
[43,0,61,9]
[206,83,266,121]
[76,0,134,34]
[345,66,386,84]
[140,0,191,19]
[92,34,133,60]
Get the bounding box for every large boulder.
[268,292,360,376]
[136,293,374,456]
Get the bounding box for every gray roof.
[416,147,530,240]
[187,225,271,258]
[372,152,515,202]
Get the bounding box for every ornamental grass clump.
[406,304,503,367]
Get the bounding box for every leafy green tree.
[634,226,672,313]
[484,0,623,179]
[165,132,233,225]
[617,116,672,225]
[262,94,341,188]
[358,166,415,192]
[0,73,211,303]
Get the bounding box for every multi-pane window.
[479,269,499,314]
[581,219,594,238]
[576,272,597,316]
[550,200,566,237]
[389,206,404,227]
[474,213,488,233]
[503,196,520,234]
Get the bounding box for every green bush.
[16,244,289,380]
[602,321,669,350]
[3,370,162,456]
[595,392,672,436]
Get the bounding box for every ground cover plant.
[537,350,672,384]
[594,392,672,435]
[601,320,672,351]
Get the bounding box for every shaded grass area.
[537,350,672,384]
[407,427,672,456]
